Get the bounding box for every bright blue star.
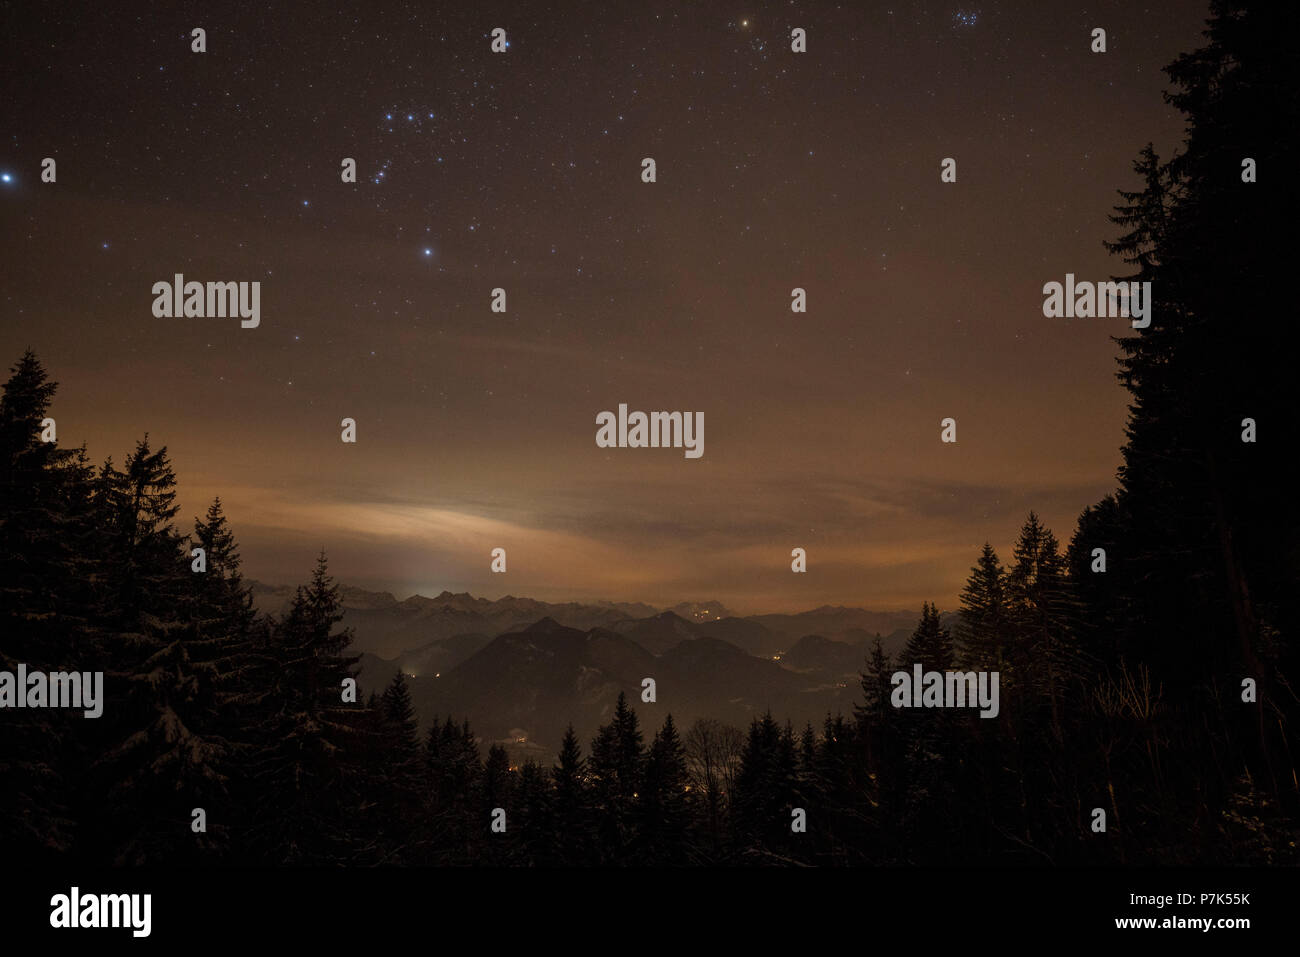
[1,173,12,184]
[407,114,413,121]
[423,248,433,257]
[302,200,309,206]
[385,113,392,120]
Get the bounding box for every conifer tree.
[514,760,551,865]
[426,716,482,863]
[90,438,231,864]
[895,605,963,849]
[855,636,894,725]
[0,352,84,859]
[732,712,799,862]
[1005,513,1075,740]
[181,496,263,859]
[250,552,370,864]
[813,714,864,865]
[853,636,901,854]
[590,691,644,861]
[376,671,424,862]
[641,713,691,863]
[550,725,591,865]
[901,602,954,672]
[481,742,516,863]
[956,543,1008,671]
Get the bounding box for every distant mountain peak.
[524,616,566,633]
[668,600,733,622]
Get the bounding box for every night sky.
[0,2,1210,612]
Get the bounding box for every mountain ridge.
[249,582,956,761]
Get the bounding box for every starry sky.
[0,2,1210,613]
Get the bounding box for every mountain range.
[249,582,952,762]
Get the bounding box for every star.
[0,173,12,184]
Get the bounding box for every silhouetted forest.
[1,0,1297,866]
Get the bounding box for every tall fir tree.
[181,496,262,860]
[589,691,644,862]
[640,713,691,863]
[249,552,371,864]
[1005,512,1075,742]
[376,670,425,863]
[901,602,954,672]
[0,352,86,859]
[550,725,592,866]
[956,543,1008,671]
